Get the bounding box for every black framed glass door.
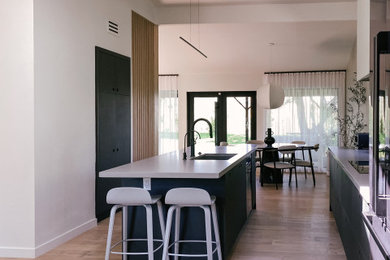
[187,91,257,145]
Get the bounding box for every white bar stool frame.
[162,188,222,260]
[104,187,165,260]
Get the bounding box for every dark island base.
[120,154,256,259]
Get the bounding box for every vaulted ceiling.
[156,0,357,74]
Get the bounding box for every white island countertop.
[328,147,370,202]
[99,144,257,179]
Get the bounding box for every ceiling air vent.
[107,20,119,36]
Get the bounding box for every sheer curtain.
[264,71,345,172]
[158,75,179,154]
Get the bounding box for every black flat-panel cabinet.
[329,153,371,259]
[96,47,131,221]
[99,50,131,96]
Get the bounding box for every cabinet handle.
[116,148,119,152]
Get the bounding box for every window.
[158,75,179,154]
[264,72,345,172]
[188,92,256,146]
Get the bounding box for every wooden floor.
[229,172,346,260]
[0,172,346,260]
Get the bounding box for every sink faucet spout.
[190,118,213,157]
[183,130,201,160]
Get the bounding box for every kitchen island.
[100,144,257,259]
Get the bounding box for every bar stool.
[162,188,222,260]
[104,187,165,260]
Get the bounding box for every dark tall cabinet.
[95,47,131,221]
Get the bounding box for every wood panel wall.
[132,12,158,161]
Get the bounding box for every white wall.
[178,73,266,145]
[345,40,369,145]
[0,0,36,257]
[0,0,156,258]
[33,0,156,255]
[357,0,370,81]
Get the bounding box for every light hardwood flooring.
[0,172,346,260]
[229,172,346,260]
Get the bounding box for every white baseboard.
[35,218,97,257]
[0,218,97,258]
[0,246,35,258]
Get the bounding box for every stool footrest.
[167,240,218,257]
[111,238,163,256]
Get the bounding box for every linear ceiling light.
[179,0,207,58]
[179,36,207,58]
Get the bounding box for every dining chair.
[294,144,319,186]
[291,141,307,178]
[246,140,265,145]
[247,140,264,169]
[279,145,298,163]
[263,147,297,189]
[291,141,305,145]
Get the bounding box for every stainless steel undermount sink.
[193,153,237,160]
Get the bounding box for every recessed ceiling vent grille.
[107,20,119,36]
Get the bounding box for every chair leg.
[260,166,264,186]
[308,149,315,186]
[122,206,128,260]
[302,150,307,179]
[273,169,278,190]
[144,205,154,260]
[294,167,298,187]
[174,207,181,260]
[105,205,119,260]
[202,206,213,260]
[156,200,165,240]
[211,203,222,260]
[162,206,176,260]
[289,169,292,186]
[311,165,316,186]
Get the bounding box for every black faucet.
[190,118,213,158]
[183,130,201,160]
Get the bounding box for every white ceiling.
[157,1,357,75]
[153,0,355,6]
[159,21,356,74]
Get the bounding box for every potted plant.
[330,74,367,148]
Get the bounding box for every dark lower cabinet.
[329,153,371,260]
[96,47,131,221]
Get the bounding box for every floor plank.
[0,172,345,260]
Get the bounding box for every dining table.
[256,143,317,186]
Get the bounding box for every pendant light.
[179,0,207,58]
[257,43,285,109]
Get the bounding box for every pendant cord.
[198,0,200,49]
[190,0,192,43]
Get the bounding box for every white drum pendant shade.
[257,77,285,109]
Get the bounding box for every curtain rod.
[159,74,179,77]
[264,70,346,75]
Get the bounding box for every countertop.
[328,147,370,202]
[99,143,257,179]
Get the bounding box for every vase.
[264,128,275,148]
